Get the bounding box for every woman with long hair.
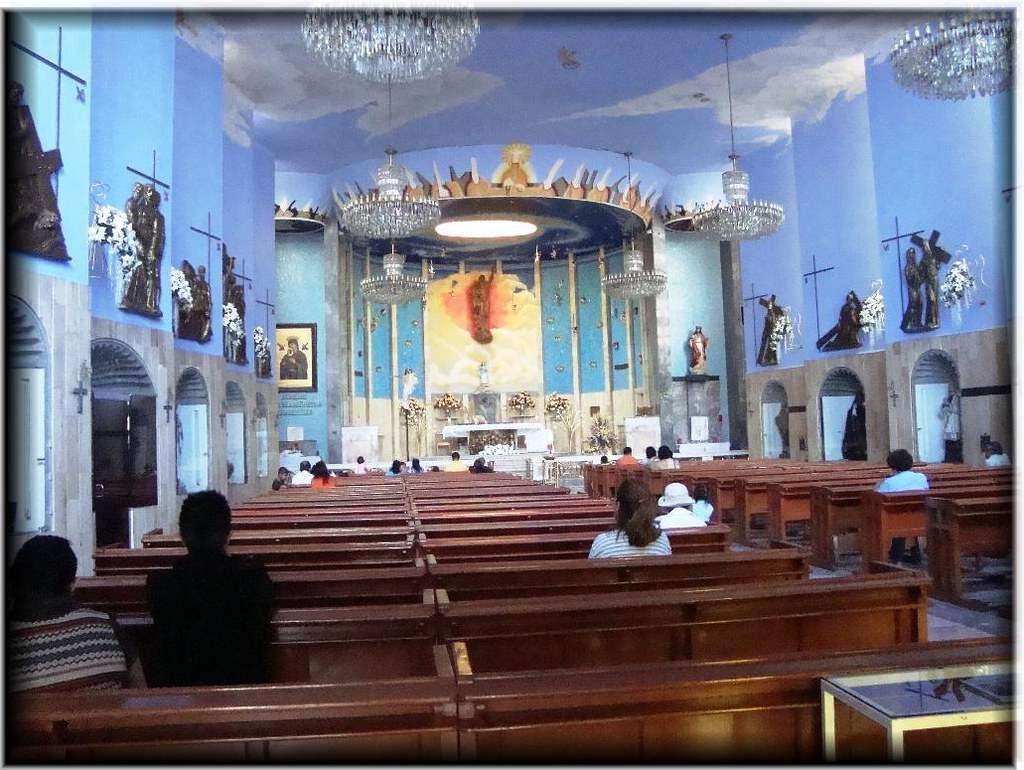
[309,460,333,488]
[588,477,671,558]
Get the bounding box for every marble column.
[720,240,748,449]
[643,221,675,444]
[322,219,351,462]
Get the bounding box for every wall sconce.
[72,361,90,414]
[887,380,899,407]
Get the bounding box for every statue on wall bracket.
[121,183,166,317]
[7,81,69,261]
[899,230,951,333]
[816,290,864,352]
[173,259,213,343]
[756,294,785,367]
[687,325,709,375]
[222,244,248,364]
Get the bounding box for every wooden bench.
[926,496,1014,602]
[438,569,929,673]
[412,504,612,526]
[231,512,413,530]
[450,638,1011,762]
[141,526,414,548]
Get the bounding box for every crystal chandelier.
[302,7,479,83]
[602,240,667,299]
[360,243,428,304]
[692,33,784,242]
[890,13,1014,100]
[340,148,441,240]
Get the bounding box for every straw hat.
[658,482,694,507]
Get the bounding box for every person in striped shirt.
[8,535,141,692]
[588,478,672,559]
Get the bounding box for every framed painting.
[276,323,317,392]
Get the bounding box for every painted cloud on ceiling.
[555,14,918,145]
[219,13,501,141]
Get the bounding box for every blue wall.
[575,256,605,393]
[540,261,572,395]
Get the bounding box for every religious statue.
[401,368,418,401]
[175,260,213,343]
[7,81,68,261]
[120,183,165,316]
[841,390,868,461]
[222,244,247,364]
[939,391,963,463]
[900,231,951,333]
[469,265,497,344]
[756,294,783,367]
[816,290,864,352]
[900,247,924,333]
[478,361,490,391]
[687,325,709,375]
[280,336,308,380]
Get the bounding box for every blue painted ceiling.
[217,10,916,176]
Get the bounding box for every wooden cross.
[741,283,769,352]
[12,27,88,198]
[189,212,220,274]
[163,400,174,424]
[802,254,835,339]
[880,216,923,316]
[255,288,276,331]
[230,256,253,288]
[127,149,171,201]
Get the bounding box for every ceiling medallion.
[602,240,667,300]
[360,243,428,305]
[338,148,441,240]
[435,219,538,239]
[302,7,479,83]
[890,13,1013,100]
[691,34,784,242]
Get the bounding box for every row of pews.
[10,470,1013,761]
[586,460,1013,601]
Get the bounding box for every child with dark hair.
[271,466,292,491]
[9,536,140,691]
[310,460,332,488]
[387,459,403,476]
[876,449,929,563]
[691,484,714,523]
[588,478,671,558]
[146,491,273,686]
[410,458,424,473]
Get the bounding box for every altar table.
[442,422,553,453]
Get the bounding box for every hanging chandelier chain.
[721,33,738,165]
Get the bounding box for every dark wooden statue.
[121,183,165,317]
[756,294,783,367]
[469,265,497,344]
[175,260,212,343]
[255,330,272,379]
[900,230,951,333]
[816,290,863,352]
[841,390,868,461]
[222,244,247,364]
[7,81,69,261]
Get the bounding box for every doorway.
[175,368,210,493]
[225,381,247,485]
[912,350,960,463]
[255,392,269,479]
[819,367,866,461]
[760,381,789,459]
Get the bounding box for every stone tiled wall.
[744,366,809,461]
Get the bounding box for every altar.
[441,422,553,453]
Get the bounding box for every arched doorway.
[760,381,790,459]
[91,339,157,547]
[912,350,961,463]
[7,296,50,536]
[175,368,209,493]
[225,381,247,484]
[254,392,269,478]
[819,367,866,461]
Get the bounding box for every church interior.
[6,6,1018,762]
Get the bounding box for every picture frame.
[276,323,317,392]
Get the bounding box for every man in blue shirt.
[876,449,928,563]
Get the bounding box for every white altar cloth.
[442,422,553,453]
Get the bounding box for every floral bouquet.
[584,416,618,454]
[169,267,193,312]
[88,204,140,300]
[940,255,978,328]
[860,279,885,345]
[223,302,243,339]
[544,392,578,450]
[433,392,463,417]
[767,310,794,356]
[253,325,270,366]
[507,390,536,415]
[400,396,426,428]
[481,443,519,456]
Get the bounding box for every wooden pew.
[412,504,612,526]
[926,496,1014,602]
[9,675,459,762]
[413,497,605,515]
[141,526,414,548]
[75,565,430,612]
[437,569,929,673]
[94,541,420,576]
[451,638,1011,762]
[231,512,412,530]
[859,483,1013,571]
[427,546,809,601]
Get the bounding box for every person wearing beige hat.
[655,482,707,529]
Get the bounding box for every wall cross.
[880,216,923,316]
[802,253,835,339]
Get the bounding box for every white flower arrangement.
[253,325,270,358]
[88,204,141,300]
[860,280,885,344]
[222,302,243,338]
[507,390,536,414]
[544,392,572,421]
[433,392,463,415]
[940,258,977,309]
[400,396,427,427]
[584,416,618,454]
[481,443,520,456]
[169,267,193,311]
[767,310,794,354]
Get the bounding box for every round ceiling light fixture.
[434,219,538,240]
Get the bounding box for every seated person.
[614,446,640,467]
[876,449,929,563]
[984,441,1011,467]
[352,456,369,475]
[430,465,442,472]
[599,455,609,465]
[641,446,658,466]
[271,466,292,491]
[588,478,672,558]
[9,536,142,692]
[409,458,424,474]
[146,491,273,687]
[291,460,314,486]
[690,484,714,523]
[648,445,678,471]
[386,460,403,476]
[444,451,468,472]
[655,482,707,529]
[310,460,333,488]
[470,457,495,473]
